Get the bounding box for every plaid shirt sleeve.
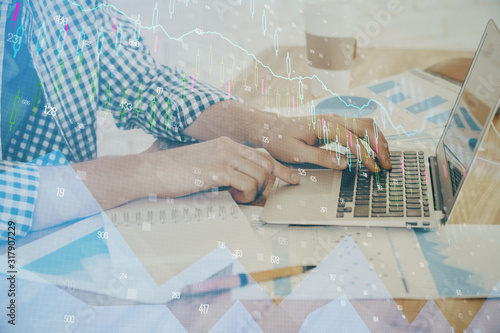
[96,5,242,142]
[0,162,39,241]
[0,1,246,241]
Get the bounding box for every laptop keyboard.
[337,151,431,219]
[448,161,463,196]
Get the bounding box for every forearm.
[71,154,149,211]
[182,100,278,148]
[32,150,203,232]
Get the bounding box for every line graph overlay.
[64,0,437,137]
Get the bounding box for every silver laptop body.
[262,20,500,228]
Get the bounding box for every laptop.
[262,20,500,228]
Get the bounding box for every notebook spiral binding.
[108,204,241,227]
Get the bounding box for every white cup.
[304,1,358,96]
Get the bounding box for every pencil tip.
[303,265,316,272]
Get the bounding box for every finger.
[266,154,301,184]
[238,144,300,185]
[293,142,348,170]
[365,118,391,169]
[253,150,301,185]
[346,118,391,171]
[348,135,380,173]
[230,156,269,195]
[319,116,372,170]
[227,170,258,203]
[375,127,391,169]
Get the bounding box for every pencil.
[181,265,316,295]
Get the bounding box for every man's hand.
[142,137,300,203]
[254,114,392,172]
[183,100,391,173]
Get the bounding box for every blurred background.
[98,0,500,156]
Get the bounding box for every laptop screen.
[436,20,500,218]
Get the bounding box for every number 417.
[199,304,209,314]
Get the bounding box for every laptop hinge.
[428,156,446,223]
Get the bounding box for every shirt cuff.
[0,162,39,241]
[32,164,102,231]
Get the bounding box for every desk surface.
[14,47,498,333]
[228,46,499,332]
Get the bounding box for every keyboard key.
[338,202,346,208]
[404,151,417,155]
[372,203,386,208]
[375,212,404,217]
[354,206,369,217]
[336,213,344,218]
[407,204,421,209]
[389,191,403,196]
[372,197,387,202]
[407,210,421,217]
[337,207,344,213]
[406,194,420,199]
[407,200,421,205]
[424,212,430,217]
[390,207,404,212]
[345,207,352,213]
[356,195,370,200]
[372,208,386,214]
[355,200,370,205]
[389,201,403,207]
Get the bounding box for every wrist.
[183,100,278,148]
[72,154,146,210]
[240,107,279,149]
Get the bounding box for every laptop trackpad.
[262,169,342,224]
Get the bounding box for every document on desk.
[2,191,265,304]
[232,226,439,300]
[104,191,265,287]
[350,69,461,150]
[231,224,500,301]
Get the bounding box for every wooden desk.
[232,47,499,332]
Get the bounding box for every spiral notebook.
[104,191,265,287]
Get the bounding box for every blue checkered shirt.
[0,0,236,240]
